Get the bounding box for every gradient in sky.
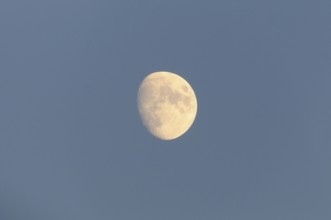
[1,0,331,219]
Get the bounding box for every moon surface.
[137,71,198,140]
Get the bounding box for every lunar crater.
[159,85,191,109]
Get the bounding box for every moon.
[137,71,198,140]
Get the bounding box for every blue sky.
[1,0,331,219]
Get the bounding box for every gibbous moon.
[137,71,198,140]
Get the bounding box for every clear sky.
[1,0,330,219]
